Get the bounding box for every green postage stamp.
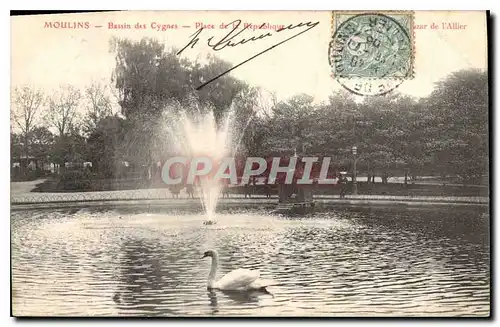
[329,11,415,95]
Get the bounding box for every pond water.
[11,205,490,317]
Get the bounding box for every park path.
[10,179,47,195]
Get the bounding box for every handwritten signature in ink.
[177,19,320,90]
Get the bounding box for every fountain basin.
[10,205,489,317]
[203,220,217,225]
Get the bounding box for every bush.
[11,169,41,182]
[57,170,92,191]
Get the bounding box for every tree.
[111,38,248,120]
[111,37,178,119]
[83,81,113,135]
[46,85,81,137]
[264,94,318,155]
[10,133,23,179]
[87,115,125,177]
[29,126,55,170]
[425,69,488,182]
[189,54,248,122]
[50,128,87,169]
[110,37,249,166]
[11,86,44,170]
[10,133,22,161]
[312,90,359,156]
[230,85,261,155]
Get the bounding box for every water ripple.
[11,206,490,317]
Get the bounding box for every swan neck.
[208,255,219,288]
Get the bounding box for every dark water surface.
[11,205,490,317]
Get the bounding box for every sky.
[11,10,488,105]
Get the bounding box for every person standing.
[186,184,194,198]
[338,174,347,199]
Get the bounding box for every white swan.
[202,250,276,291]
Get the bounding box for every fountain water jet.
[167,104,250,223]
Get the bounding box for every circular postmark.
[335,77,405,96]
[329,13,413,95]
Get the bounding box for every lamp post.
[352,145,358,195]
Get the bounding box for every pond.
[11,204,490,317]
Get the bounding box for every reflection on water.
[207,289,272,315]
[11,206,490,317]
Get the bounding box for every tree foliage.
[248,69,488,181]
[83,81,113,135]
[45,85,81,137]
[11,86,45,168]
[87,115,125,177]
[110,37,249,165]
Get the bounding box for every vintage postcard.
[10,10,490,317]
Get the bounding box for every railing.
[11,189,173,204]
[10,189,489,205]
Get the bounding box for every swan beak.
[202,254,208,259]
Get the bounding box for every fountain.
[166,101,250,224]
